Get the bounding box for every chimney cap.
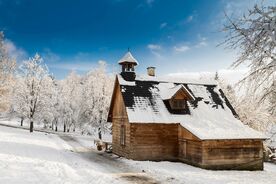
[147,66,156,77]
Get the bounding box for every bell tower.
[118,51,139,81]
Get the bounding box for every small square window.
[172,99,185,109]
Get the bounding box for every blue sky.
[0,0,273,78]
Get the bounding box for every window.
[165,99,190,114]
[171,99,186,109]
[122,64,134,72]
[163,86,193,114]
[120,125,126,146]
[127,64,134,71]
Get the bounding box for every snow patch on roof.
[117,74,266,140]
[126,92,173,123]
[159,83,180,100]
[187,84,211,102]
[175,101,265,140]
[159,83,195,100]
[117,74,136,86]
[118,52,139,65]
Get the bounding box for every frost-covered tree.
[50,78,60,131]
[219,79,272,132]
[37,75,56,129]
[222,4,276,112]
[220,83,237,105]
[221,3,276,136]
[80,61,113,138]
[59,71,82,132]
[12,77,28,126]
[236,97,271,132]
[0,31,16,111]
[12,57,114,136]
[14,54,49,132]
[270,81,276,114]
[214,71,219,81]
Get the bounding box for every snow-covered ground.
[0,123,276,184]
[0,117,112,142]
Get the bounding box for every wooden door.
[179,140,187,158]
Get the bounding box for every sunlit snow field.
[0,123,276,184]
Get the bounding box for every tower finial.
[128,47,130,52]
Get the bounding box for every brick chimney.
[147,67,156,77]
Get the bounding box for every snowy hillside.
[0,124,276,184]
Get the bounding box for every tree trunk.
[63,123,66,132]
[51,121,54,130]
[20,117,24,126]
[55,119,58,131]
[98,127,102,140]
[30,121,34,132]
[72,120,76,132]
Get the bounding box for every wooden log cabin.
[107,51,266,170]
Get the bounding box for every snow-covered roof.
[159,84,195,100]
[117,74,266,140]
[137,75,217,85]
[118,52,139,65]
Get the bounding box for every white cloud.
[196,41,207,48]
[181,11,198,24]
[143,40,241,77]
[146,0,154,5]
[160,22,167,29]
[165,69,247,85]
[42,48,60,63]
[43,51,100,72]
[151,51,163,58]
[147,44,163,58]
[148,44,161,50]
[4,39,28,61]
[174,45,190,52]
[186,15,193,22]
[166,71,216,84]
[217,69,248,85]
[49,62,97,72]
[195,38,208,48]
[195,35,208,48]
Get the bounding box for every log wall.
[130,123,179,161]
[112,83,132,158]
[178,125,202,166]
[201,139,264,170]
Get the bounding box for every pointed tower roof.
[118,51,139,65]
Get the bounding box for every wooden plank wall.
[130,123,179,161]
[202,139,264,170]
[178,126,203,166]
[178,125,199,140]
[112,83,132,158]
